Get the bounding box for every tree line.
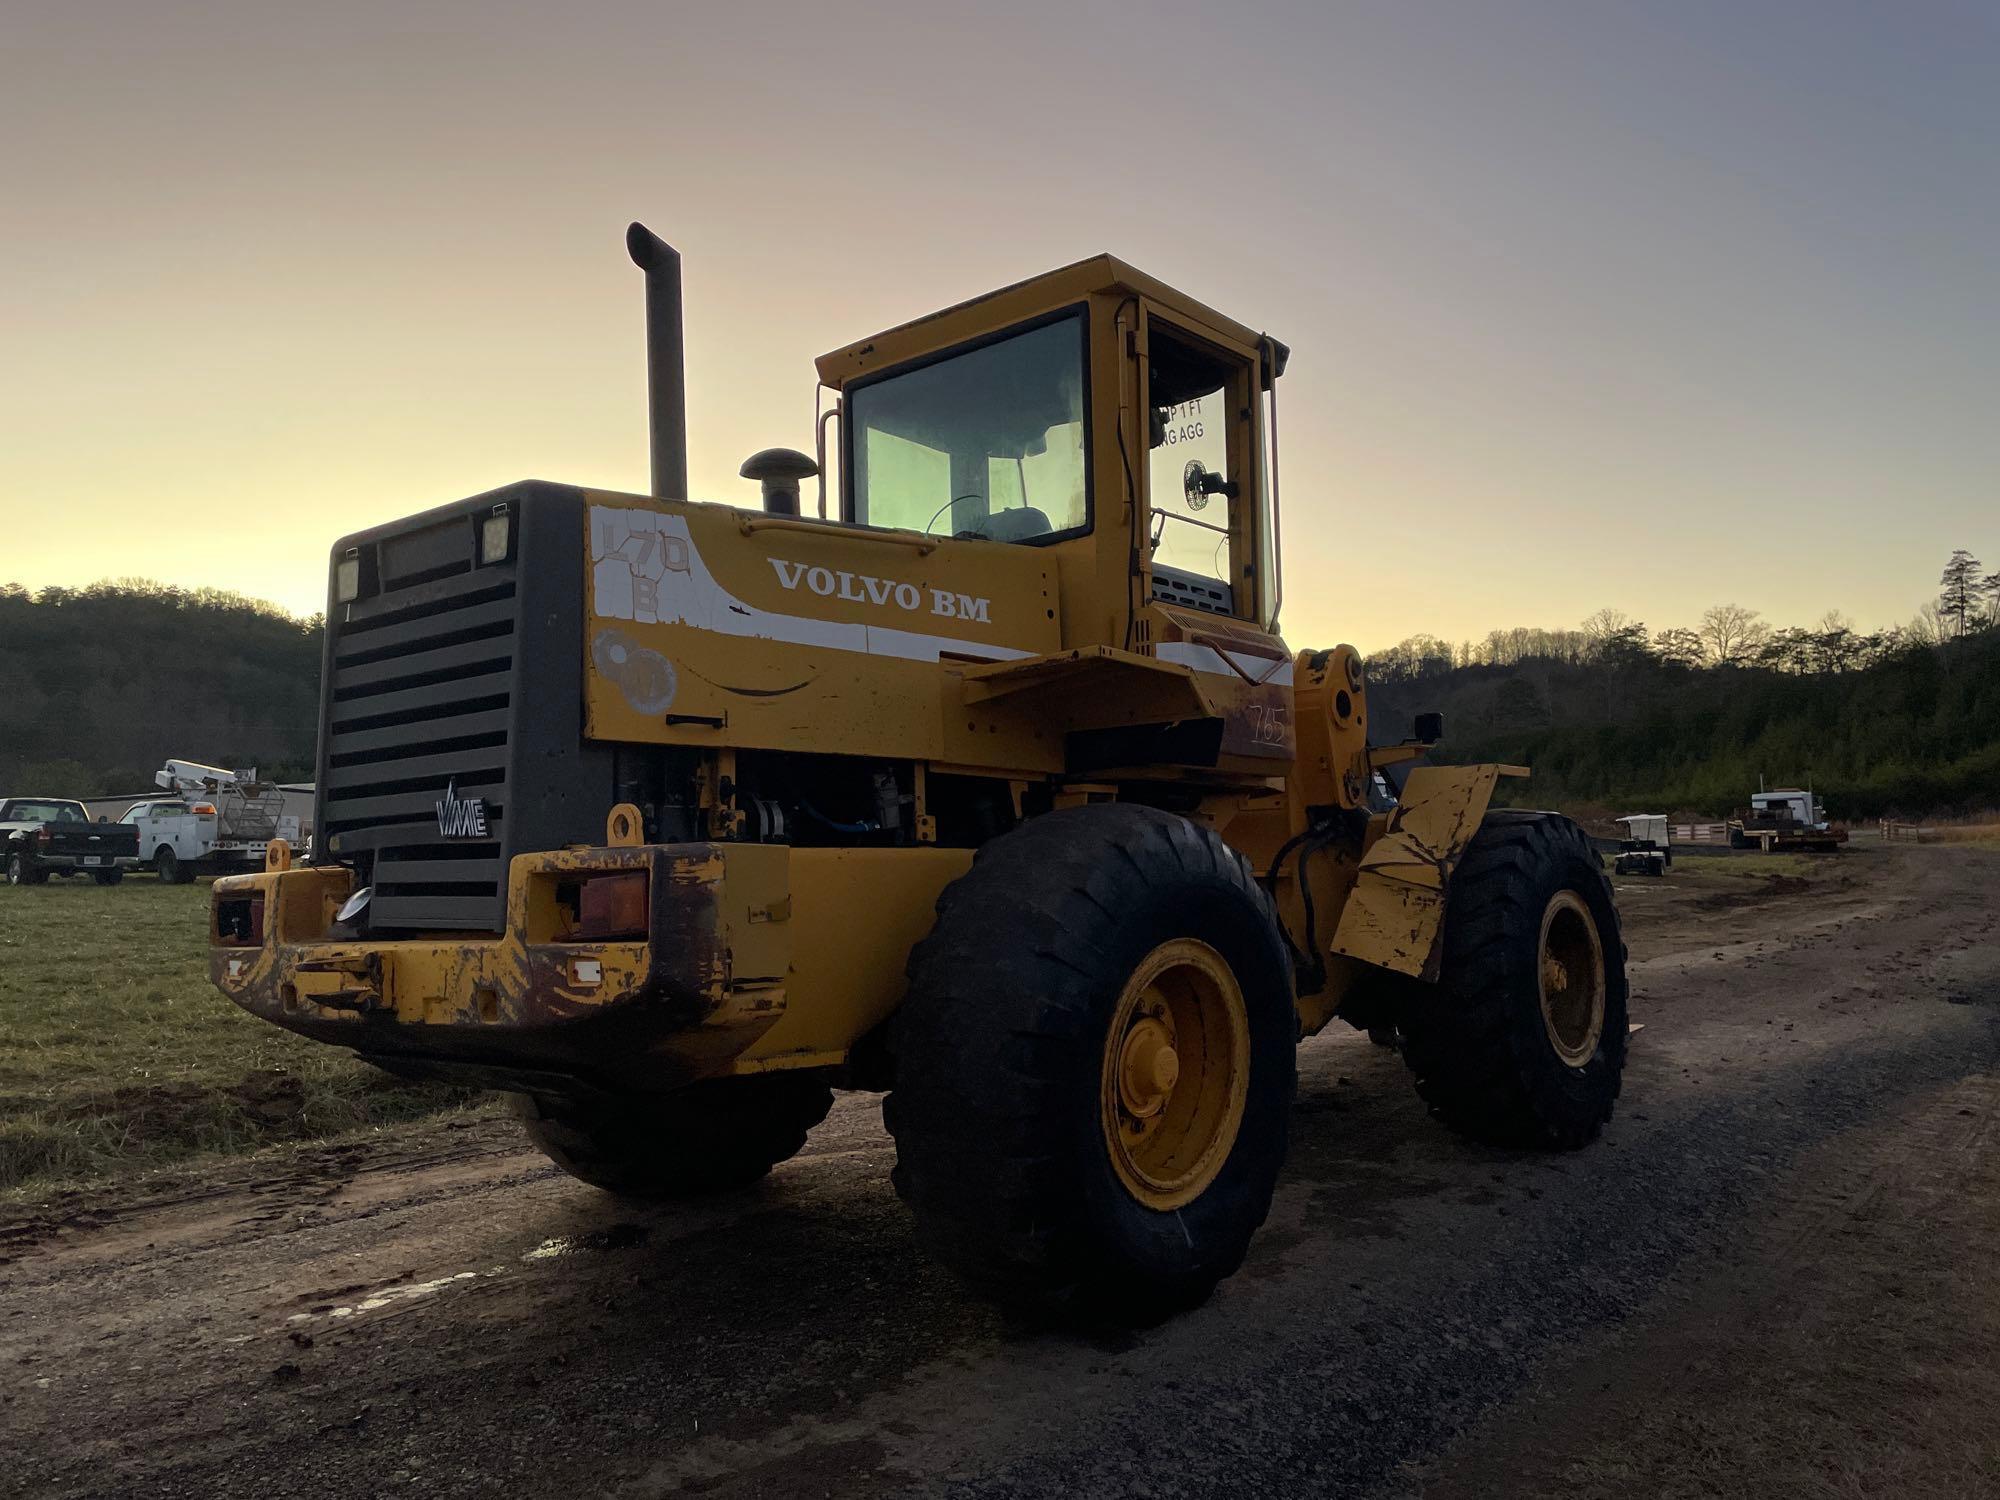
[1365,549,2000,819]
[3,551,1993,820]
[0,580,323,797]
[1371,549,1999,684]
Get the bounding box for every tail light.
[559,871,649,942]
[216,894,266,946]
[35,827,49,844]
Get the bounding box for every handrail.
[735,514,937,554]
[1157,508,1231,538]
[1262,334,1284,632]
[815,393,840,518]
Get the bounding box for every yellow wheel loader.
[210,226,1626,1319]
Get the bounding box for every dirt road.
[6,843,1998,1498]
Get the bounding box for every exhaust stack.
[626,222,688,501]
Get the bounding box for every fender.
[1330,763,1529,982]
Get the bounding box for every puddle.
[285,1269,499,1323]
[522,1223,650,1261]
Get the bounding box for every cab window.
[7,799,81,824]
[1146,326,1250,617]
[1148,380,1231,583]
[848,312,1089,544]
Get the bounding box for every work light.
[481,505,511,564]
[335,549,361,603]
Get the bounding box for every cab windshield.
[848,313,1088,544]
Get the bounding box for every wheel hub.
[1538,890,1607,1067]
[1117,1018,1180,1118]
[1099,938,1251,1212]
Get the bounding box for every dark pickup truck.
[2,797,141,886]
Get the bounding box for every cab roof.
[814,253,1288,391]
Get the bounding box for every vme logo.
[435,779,490,839]
[767,559,991,624]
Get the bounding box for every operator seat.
[978,506,1053,543]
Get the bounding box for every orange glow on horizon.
[3,3,1994,653]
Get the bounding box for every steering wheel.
[924,493,989,536]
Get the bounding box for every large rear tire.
[513,1074,833,1197]
[7,852,46,886]
[886,803,1296,1322]
[92,869,125,886]
[154,846,194,884]
[1398,810,1627,1148]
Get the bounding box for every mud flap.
[1329,764,1518,982]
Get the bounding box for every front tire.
[1399,811,1627,1148]
[513,1074,833,1197]
[887,804,1296,1321]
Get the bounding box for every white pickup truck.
[119,761,301,882]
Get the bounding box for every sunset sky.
[3,1,1995,652]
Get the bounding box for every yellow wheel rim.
[1538,890,1607,1067]
[1099,938,1250,1211]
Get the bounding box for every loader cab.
[818,255,1286,649]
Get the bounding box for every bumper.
[210,842,791,1094]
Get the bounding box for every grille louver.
[322,568,516,932]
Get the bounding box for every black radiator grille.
[322,571,518,932]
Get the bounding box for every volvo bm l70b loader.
[211,226,1627,1319]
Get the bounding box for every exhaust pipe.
[626,222,687,501]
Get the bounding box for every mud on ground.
[4,841,1997,1498]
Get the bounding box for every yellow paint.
[582,492,1069,769]
[737,846,975,1066]
[1288,644,1373,811]
[606,803,644,846]
[1330,764,1504,981]
[211,843,795,1080]
[214,840,981,1082]
[1098,937,1250,1212]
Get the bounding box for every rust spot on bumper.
[210,843,789,1094]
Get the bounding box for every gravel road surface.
[5,842,1996,1498]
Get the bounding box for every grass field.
[1655,851,1836,885]
[1935,819,2000,843]
[0,878,481,1196]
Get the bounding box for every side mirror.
[1413,711,1444,746]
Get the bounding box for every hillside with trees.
[0,581,322,797]
[1367,551,2000,819]
[3,552,1996,820]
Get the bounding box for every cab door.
[1137,312,1278,632]
[119,803,158,865]
[1133,311,1293,767]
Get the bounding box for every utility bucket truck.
[126,760,299,882]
